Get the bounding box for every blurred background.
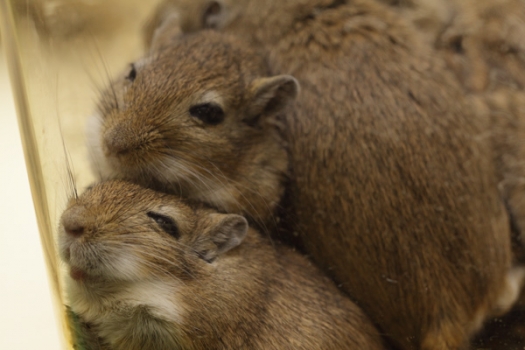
[0,46,62,349]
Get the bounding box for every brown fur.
[88,31,298,226]
[468,91,525,262]
[137,1,520,349]
[59,180,386,350]
[377,0,525,93]
[466,90,525,349]
[378,0,525,250]
[393,0,525,96]
[374,2,525,346]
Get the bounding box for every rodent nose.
[62,206,87,237]
[65,223,84,237]
[104,124,134,156]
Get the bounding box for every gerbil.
[140,2,524,349]
[379,0,525,93]
[377,0,525,249]
[59,180,386,350]
[374,0,525,119]
[87,30,298,226]
[378,2,525,340]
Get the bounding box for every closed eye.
[147,212,179,239]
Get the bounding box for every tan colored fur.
[137,1,517,349]
[87,32,294,226]
[59,180,386,350]
[380,3,525,335]
[383,2,525,347]
[377,0,525,93]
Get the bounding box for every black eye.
[189,103,225,125]
[126,63,137,82]
[147,212,179,239]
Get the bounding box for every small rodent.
[377,0,525,93]
[137,2,523,350]
[59,180,386,350]
[377,0,525,250]
[375,2,525,343]
[87,29,297,228]
[88,6,522,350]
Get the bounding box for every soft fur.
[87,32,296,227]
[139,1,520,349]
[59,180,386,350]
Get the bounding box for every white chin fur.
[85,112,113,179]
[66,268,184,338]
[104,250,147,281]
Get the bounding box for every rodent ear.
[203,1,225,29]
[245,75,300,124]
[149,12,183,52]
[211,214,248,255]
[198,214,248,262]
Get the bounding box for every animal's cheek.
[63,240,137,280]
[103,248,152,281]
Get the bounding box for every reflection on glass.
[0,0,161,347]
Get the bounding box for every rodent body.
[377,0,525,262]
[375,0,525,93]
[88,4,520,349]
[378,3,525,339]
[266,7,513,349]
[59,180,386,350]
[138,2,522,349]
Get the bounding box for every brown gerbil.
[377,0,525,252]
[87,29,298,227]
[139,2,525,349]
[376,0,525,93]
[89,30,299,227]
[59,180,386,350]
[376,4,525,343]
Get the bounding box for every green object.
[66,306,94,350]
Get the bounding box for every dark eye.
[126,63,137,82]
[189,103,225,125]
[147,212,179,239]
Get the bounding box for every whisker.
[101,241,198,281]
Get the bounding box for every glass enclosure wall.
[0,1,161,347]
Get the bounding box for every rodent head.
[143,0,341,47]
[59,180,249,283]
[88,30,299,222]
